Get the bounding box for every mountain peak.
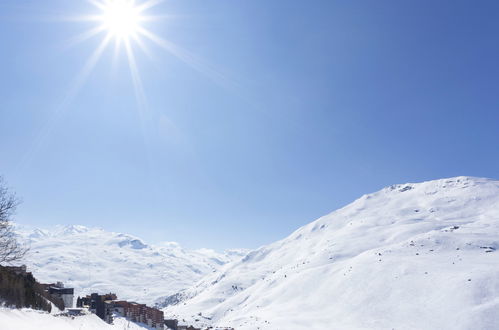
[164,176,499,330]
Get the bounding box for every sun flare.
[26,0,232,168]
[66,0,227,111]
[97,0,144,40]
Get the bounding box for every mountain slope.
[15,225,246,306]
[163,176,499,330]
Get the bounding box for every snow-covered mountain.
[163,176,499,330]
[14,225,247,306]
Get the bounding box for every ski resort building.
[4,265,28,276]
[76,293,117,323]
[46,282,74,309]
[114,300,164,329]
[77,293,164,329]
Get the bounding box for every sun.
[25,0,231,166]
[66,0,227,106]
[97,0,144,40]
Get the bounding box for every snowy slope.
[164,176,499,330]
[0,308,158,330]
[14,225,247,306]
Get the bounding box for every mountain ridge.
[162,176,499,329]
[14,224,248,306]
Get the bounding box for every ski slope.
[163,177,499,330]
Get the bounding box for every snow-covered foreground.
[0,308,154,330]
[15,225,247,305]
[164,177,499,330]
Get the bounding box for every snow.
[163,176,499,330]
[0,308,155,330]
[14,225,247,306]
[5,176,499,329]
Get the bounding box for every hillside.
[14,225,246,306]
[163,176,499,330]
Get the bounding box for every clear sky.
[0,0,498,250]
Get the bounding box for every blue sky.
[0,0,498,250]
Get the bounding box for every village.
[3,265,233,330]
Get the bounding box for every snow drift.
[0,308,157,330]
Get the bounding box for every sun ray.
[124,37,154,171]
[66,25,107,47]
[112,37,123,66]
[131,32,154,61]
[60,15,102,22]
[20,34,112,170]
[124,38,147,111]
[136,0,164,13]
[136,27,236,90]
[22,0,240,171]
[69,33,113,102]
[87,0,106,11]
[137,14,177,22]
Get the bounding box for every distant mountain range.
[14,224,247,306]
